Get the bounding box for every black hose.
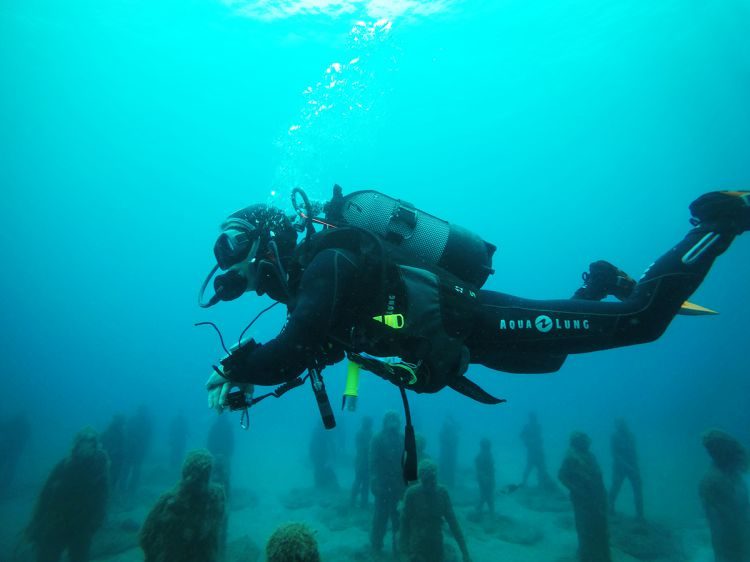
[291,187,315,240]
[194,321,230,355]
[400,386,418,483]
[268,240,290,299]
[198,264,221,308]
[237,301,280,348]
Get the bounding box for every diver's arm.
[222,249,356,385]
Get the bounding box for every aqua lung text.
[499,314,590,332]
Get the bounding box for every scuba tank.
[322,186,497,288]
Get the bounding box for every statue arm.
[399,492,413,554]
[443,490,470,561]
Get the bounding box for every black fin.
[448,376,506,405]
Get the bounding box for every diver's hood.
[217,205,296,268]
[199,204,298,308]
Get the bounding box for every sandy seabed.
[0,472,716,562]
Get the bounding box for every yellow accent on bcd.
[372,313,405,329]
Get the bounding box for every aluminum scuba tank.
[328,188,496,288]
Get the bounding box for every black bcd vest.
[287,227,483,394]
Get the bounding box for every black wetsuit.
[225,226,733,392]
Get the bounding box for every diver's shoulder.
[309,246,359,268]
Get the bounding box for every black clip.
[387,202,418,243]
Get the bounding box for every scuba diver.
[201,186,749,415]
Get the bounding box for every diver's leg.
[467,223,736,358]
[468,262,634,373]
[471,349,568,374]
[472,191,750,359]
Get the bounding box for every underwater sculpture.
[475,438,496,516]
[168,412,189,471]
[370,411,406,554]
[25,427,109,562]
[211,452,231,561]
[609,418,644,519]
[139,449,226,562]
[212,453,232,503]
[0,412,31,497]
[205,414,252,542]
[309,424,339,491]
[265,523,320,562]
[415,433,431,462]
[521,412,554,489]
[207,414,235,498]
[100,414,126,494]
[400,459,472,562]
[699,429,750,562]
[558,431,611,562]
[350,415,373,508]
[207,413,235,463]
[439,415,460,488]
[122,405,153,494]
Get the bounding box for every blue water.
[2,0,749,559]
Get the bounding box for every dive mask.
[199,221,262,308]
[214,227,256,270]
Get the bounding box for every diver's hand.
[206,367,255,413]
[206,367,232,413]
[219,338,260,377]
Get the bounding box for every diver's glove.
[206,366,254,414]
[206,338,260,413]
[219,338,261,380]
